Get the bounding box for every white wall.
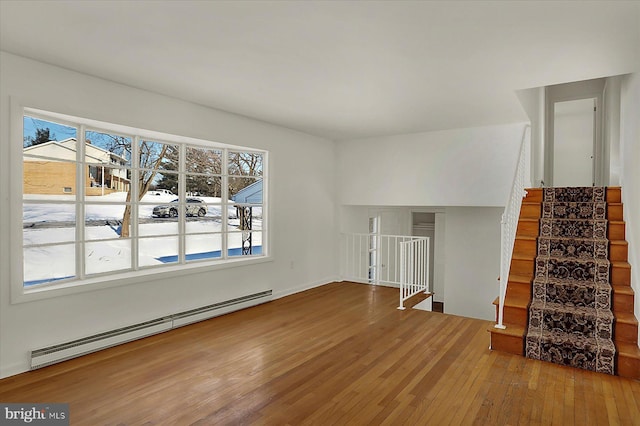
[340,205,500,320]
[604,76,622,186]
[443,207,502,320]
[336,123,526,207]
[336,124,524,319]
[516,86,544,188]
[620,72,640,343]
[0,52,338,378]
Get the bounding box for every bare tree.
[185,147,222,196]
[104,136,171,237]
[228,152,263,197]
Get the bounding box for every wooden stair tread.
[492,293,529,309]
[610,240,628,246]
[508,274,533,284]
[511,253,534,261]
[613,285,634,295]
[488,323,525,337]
[617,341,640,358]
[611,260,631,268]
[507,293,530,308]
[616,312,639,325]
[515,235,537,241]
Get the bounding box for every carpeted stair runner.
[525,187,616,374]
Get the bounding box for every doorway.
[553,98,596,187]
[543,78,605,187]
[412,212,443,312]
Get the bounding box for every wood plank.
[0,281,638,424]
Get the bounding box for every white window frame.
[11,102,270,304]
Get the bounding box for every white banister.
[496,125,531,329]
[398,237,430,310]
[340,233,430,308]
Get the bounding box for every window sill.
[12,255,273,304]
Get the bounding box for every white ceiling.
[1,1,638,141]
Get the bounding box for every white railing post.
[398,242,406,310]
[425,238,430,295]
[496,125,531,330]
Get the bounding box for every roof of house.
[24,138,128,164]
[232,179,263,204]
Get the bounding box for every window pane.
[23,204,75,245]
[23,116,78,198]
[228,210,262,231]
[24,243,76,286]
[24,156,77,197]
[85,202,127,221]
[23,116,77,149]
[85,240,132,275]
[228,231,262,256]
[186,146,222,175]
[186,175,221,198]
[145,171,178,198]
[186,233,222,261]
[228,151,263,176]
[84,130,132,166]
[23,201,75,224]
[185,215,222,234]
[139,207,179,236]
[140,140,177,171]
[139,236,179,266]
[206,203,237,220]
[84,206,126,240]
[85,165,131,198]
[229,177,262,201]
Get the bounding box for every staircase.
[490,186,640,380]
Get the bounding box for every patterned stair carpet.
[525,187,616,375]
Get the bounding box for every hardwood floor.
[1,281,639,425]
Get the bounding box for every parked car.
[148,189,175,196]
[152,198,207,218]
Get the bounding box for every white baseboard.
[272,276,339,300]
[1,361,29,380]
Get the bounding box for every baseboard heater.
[30,290,272,370]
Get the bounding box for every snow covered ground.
[23,192,263,285]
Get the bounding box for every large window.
[21,109,266,291]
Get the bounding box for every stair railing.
[496,125,531,329]
[398,236,430,310]
[340,233,429,294]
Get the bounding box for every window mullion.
[262,151,268,257]
[77,124,86,280]
[179,143,186,264]
[131,135,140,271]
[222,148,228,259]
